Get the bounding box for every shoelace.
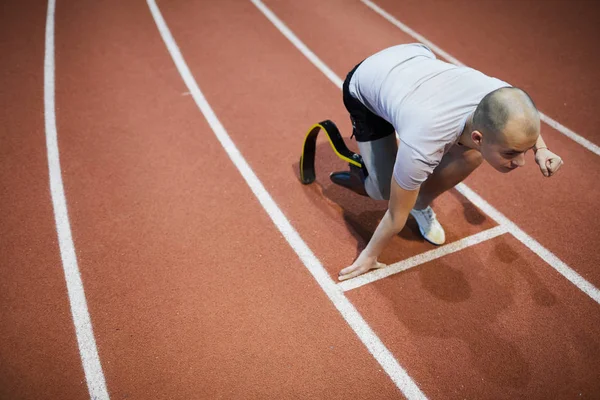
[419,207,436,221]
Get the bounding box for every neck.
[458,112,477,149]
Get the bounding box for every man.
[333,43,563,281]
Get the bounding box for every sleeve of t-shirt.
[392,141,438,191]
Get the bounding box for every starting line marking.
[360,0,600,157]
[455,184,600,304]
[339,225,508,291]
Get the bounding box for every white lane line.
[339,225,508,291]
[455,184,600,304]
[360,0,600,157]
[44,0,110,399]
[251,0,343,90]
[146,1,426,399]
[249,0,344,89]
[249,0,600,306]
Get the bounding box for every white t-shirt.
[348,43,510,190]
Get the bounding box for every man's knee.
[464,149,484,168]
[449,146,483,170]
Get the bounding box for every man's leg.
[328,135,397,199]
[414,145,483,210]
[333,59,397,198]
[356,135,398,200]
[407,145,482,245]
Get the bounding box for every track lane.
[260,0,600,289]
[347,234,600,399]
[218,0,600,397]
[52,0,402,398]
[161,0,498,282]
[0,1,89,399]
[4,0,598,398]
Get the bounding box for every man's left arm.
[534,134,564,177]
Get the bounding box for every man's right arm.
[338,178,420,281]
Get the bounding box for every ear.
[471,130,484,148]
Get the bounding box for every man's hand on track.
[338,254,386,281]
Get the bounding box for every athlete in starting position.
[332,43,564,281]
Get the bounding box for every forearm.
[534,134,548,152]
[360,208,408,260]
[338,180,419,281]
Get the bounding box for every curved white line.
[360,0,600,157]
[146,0,426,398]
[455,183,600,305]
[44,0,110,398]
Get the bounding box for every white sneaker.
[409,206,446,245]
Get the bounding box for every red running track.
[1,0,599,399]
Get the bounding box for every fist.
[535,148,563,177]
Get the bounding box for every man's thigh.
[436,144,483,172]
[357,135,398,200]
[422,144,483,190]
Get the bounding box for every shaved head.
[473,87,540,144]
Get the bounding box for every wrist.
[358,249,378,263]
[534,146,548,154]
